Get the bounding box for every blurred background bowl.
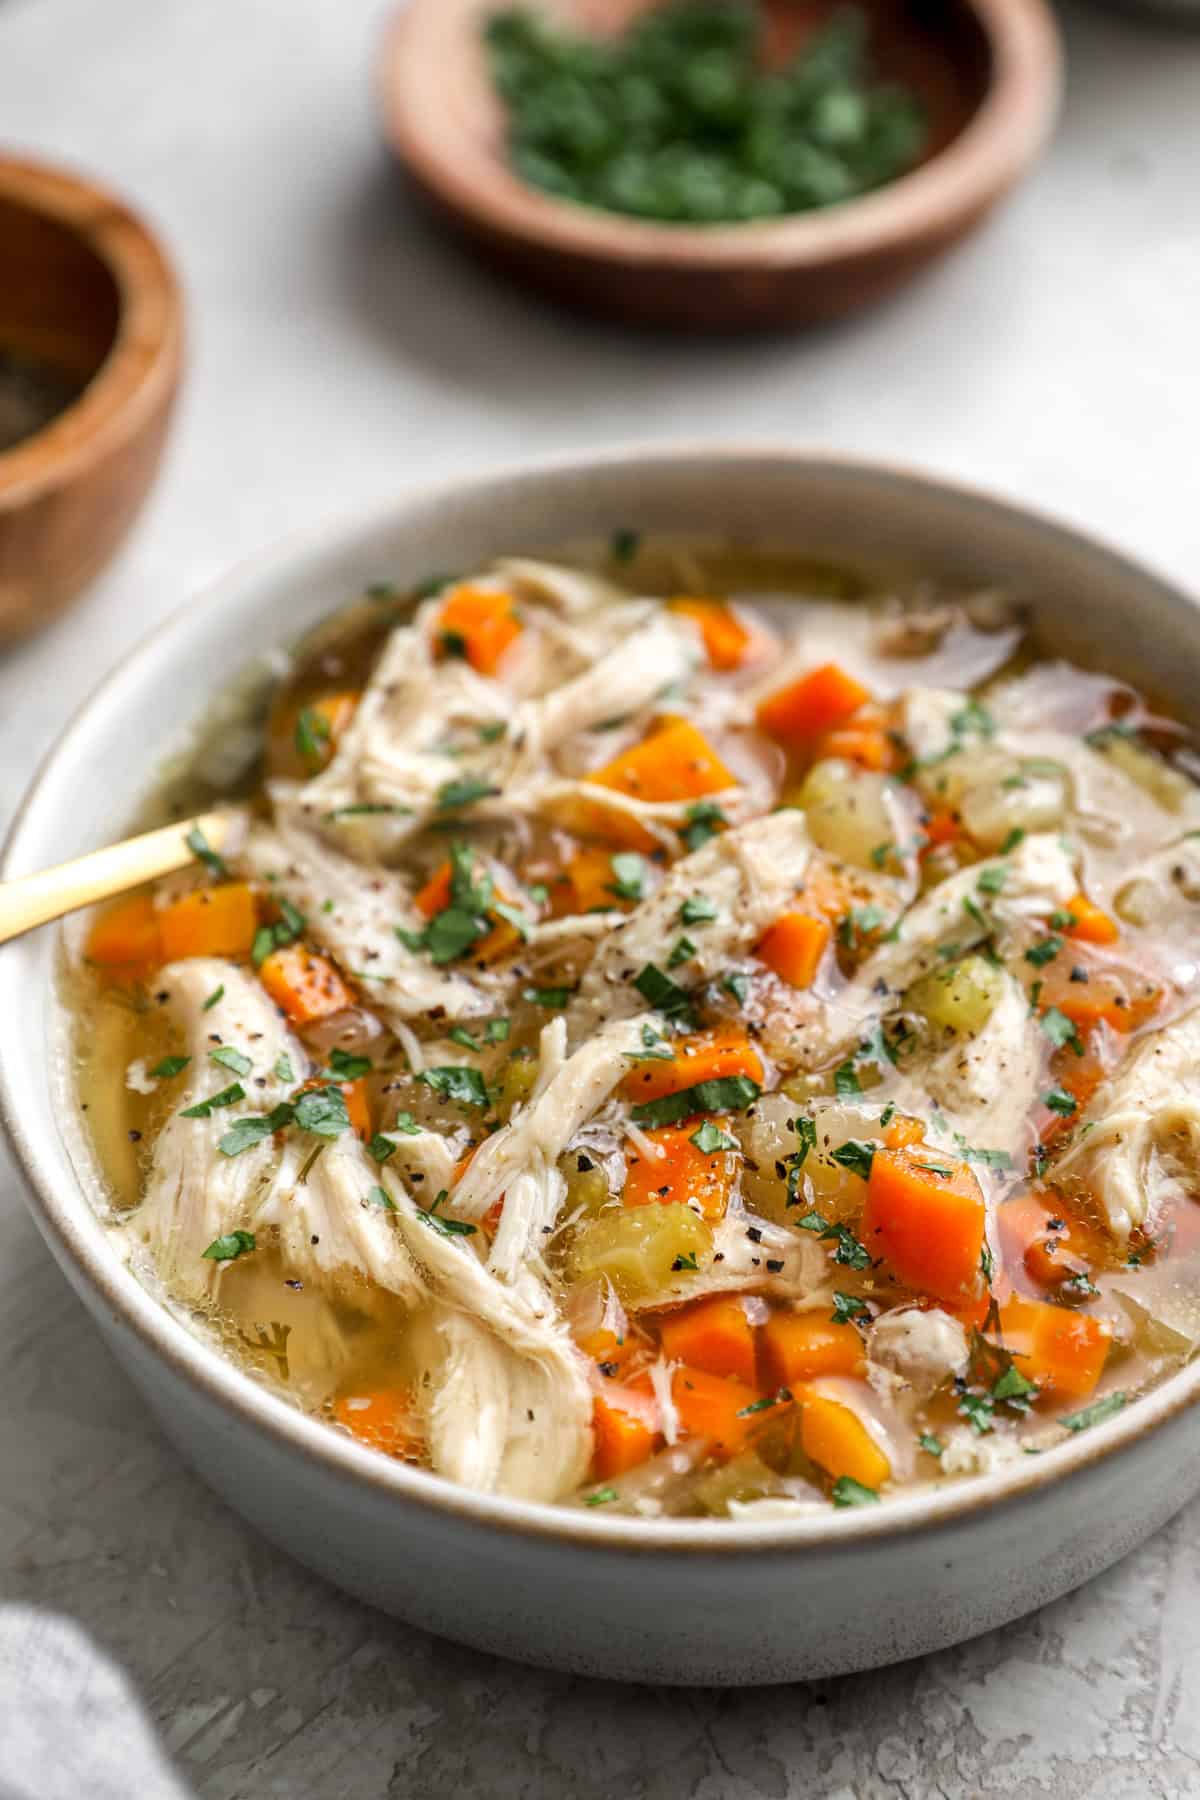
[379,0,1062,331]
[0,156,183,642]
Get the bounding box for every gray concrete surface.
[2,1,1200,1793]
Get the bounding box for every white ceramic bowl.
[4,447,1200,1686]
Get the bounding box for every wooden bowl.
[379,0,1062,331]
[0,157,183,641]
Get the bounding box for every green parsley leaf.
[962,894,987,929]
[485,1017,511,1043]
[1041,1007,1085,1056]
[449,1026,481,1051]
[667,936,696,969]
[681,800,727,853]
[180,1082,245,1119]
[149,1055,189,1079]
[976,863,1009,895]
[366,1185,396,1211]
[201,1230,256,1263]
[680,893,719,926]
[878,1101,895,1127]
[671,1251,699,1272]
[831,1292,868,1326]
[294,706,332,768]
[838,905,888,950]
[630,1075,761,1129]
[831,1476,879,1507]
[209,1046,252,1078]
[416,1206,478,1237]
[436,775,499,812]
[585,1485,618,1506]
[792,1116,817,1166]
[392,1110,421,1134]
[274,1053,294,1082]
[610,527,640,563]
[1049,908,1078,931]
[633,962,693,1018]
[869,841,895,869]
[834,1060,862,1098]
[825,1222,871,1270]
[326,1046,372,1080]
[723,972,750,1006]
[523,985,572,1009]
[1025,935,1063,968]
[958,1392,994,1435]
[325,803,413,820]
[491,900,532,940]
[1062,1392,1127,1432]
[949,698,996,740]
[368,1133,397,1164]
[830,1139,875,1181]
[992,1365,1036,1404]
[608,852,647,901]
[1000,827,1026,854]
[418,1065,490,1108]
[293,1086,352,1137]
[796,1209,831,1234]
[690,1120,739,1154]
[737,1391,790,1418]
[366,579,399,600]
[185,824,229,881]
[202,984,225,1012]
[1042,1087,1078,1117]
[217,1103,294,1157]
[918,1433,944,1458]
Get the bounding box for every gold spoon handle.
[0,811,230,947]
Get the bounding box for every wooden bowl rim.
[379,0,1063,271]
[0,155,183,507]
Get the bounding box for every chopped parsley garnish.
[368,1133,397,1164]
[610,527,640,563]
[393,1111,421,1134]
[831,1476,879,1507]
[1049,908,1078,931]
[523,985,572,1009]
[830,1139,875,1182]
[831,1291,869,1326]
[149,1055,189,1079]
[217,1106,293,1157]
[180,1082,245,1119]
[723,972,750,1006]
[449,1026,482,1051]
[633,1022,674,1061]
[962,895,987,929]
[366,1185,396,1211]
[293,1086,352,1137]
[878,1102,895,1127]
[667,936,696,969]
[820,1221,871,1269]
[976,862,1009,896]
[201,1230,256,1263]
[690,1120,739,1155]
[439,630,468,659]
[918,1434,944,1458]
[436,775,499,812]
[1041,1007,1085,1056]
[833,1060,862,1099]
[251,899,307,968]
[325,802,413,820]
[1025,935,1063,968]
[796,1209,830,1234]
[958,1391,995,1435]
[1042,1087,1078,1117]
[202,984,225,1012]
[671,1251,700,1272]
[399,842,494,965]
[491,900,532,940]
[478,720,508,744]
[681,800,726,853]
[631,1075,761,1128]
[417,1065,490,1108]
[209,1046,252,1078]
[274,1053,294,1083]
[325,1047,371,1080]
[680,893,719,926]
[485,1017,511,1043]
[185,824,229,881]
[585,1486,618,1506]
[1062,1392,1126,1432]
[416,1206,477,1237]
[979,1243,995,1284]
[992,1365,1035,1406]
[1061,1270,1100,1302]
[608,852,647,901]
[294,706,332,768]
[869,841,895,869]
[633,961,693,1018]
[999,827,1026,854]
[737,1390,790,1418]
[838,905,888,949]
[953,1136,1013,1171]
[949,698,996,740]
[792,1116,817,1166]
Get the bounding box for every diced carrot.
[551,846,641,917]
[576,1326,636,1371]
[1063,892,1119,947]
[334,1388,421,1459]
[412,859,523,964]
[1036,963,1161,1036]
[341,1078,371,1140]
[259,943,356,1026]
[86,893,163,972]
[667,597,760,671]
[591,1393,657,1479]
[623,1122,738,1221]
[756,662,872,753]
[620,1026,763,1106]
[671,1366,766,1455]
[797,1385,890,1490]
[813,707,898,773]
[882,1113,926,1150]
[585,719,735,851]
[791,856,871,925]
[996,1298,1111,1401]
[657,1295,757,1384]
[434,582,522,675]
[997,1195,1106,1295]
[861,1147,985,1304]
[921,808,961,851]
[755,910,830,988]
[298,691,359,772]
[158,883,259,962]
[414,863,453,918]
[759,1314,865,1387]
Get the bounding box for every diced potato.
[797,759,899,873]
[913,742,1003,810]
[957,761,1068,851]
[1099,736,1192,814]
[908,953,1006,1036]
[496,1050,538,1118]
[564,1203,713,1305]
[738,1094,878,1225]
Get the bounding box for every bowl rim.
[0,153,183,506]
[379,0,1063,272]
[3,440,1199,1558]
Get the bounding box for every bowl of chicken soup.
[4,447,1200,1684]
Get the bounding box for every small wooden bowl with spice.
[379,0,1062,331]
[0,156,183,641]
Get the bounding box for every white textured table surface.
[3,2,1200,1794]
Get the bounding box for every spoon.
[0,811,229,948]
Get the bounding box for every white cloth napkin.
[0,1608,188,1800]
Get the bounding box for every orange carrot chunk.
[671,1366,766,1455]
[86,893,163,970]
[755,910,831,988]
[797,1386,890,1490]
[158,883,259,962]
[584,719,735,851]
[434,583,522,675]
[591,1393,658,1478]
[756,662,872,752]
[334,1388,422,1458]
[759,1314,865,1388]
[620,1025,763,1106]
[996,1298,1111,1400]
[623,1122,738,1221]
[340,1078,371,1140]
[668,597,759,671]
[1062,891,1119,946]
[259,943,356,1026]
[657,1295,757,1384]
[813,707,897,773]
[412,858,524,963]
[552,846,641,916]
[861,1147,985,1304]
